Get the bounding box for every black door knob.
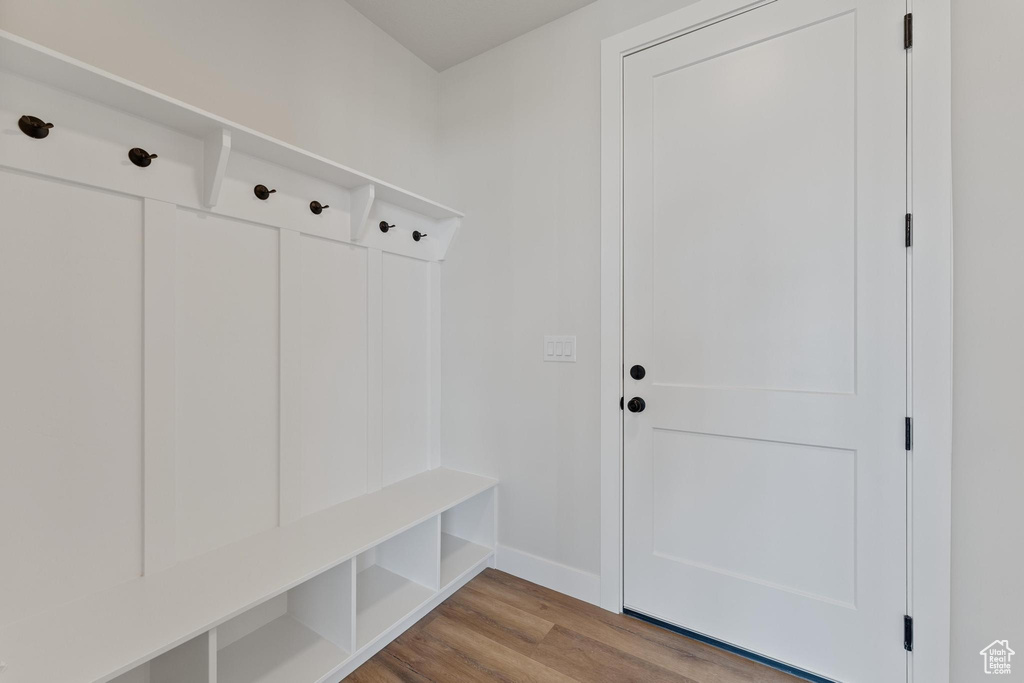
[630,364,646,380]
[627,397,646,413]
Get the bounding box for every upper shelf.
[0,468,496,683]
[0,30,462,221]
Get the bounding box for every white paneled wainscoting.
[0,30,493,683]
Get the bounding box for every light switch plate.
[544,335,576,362]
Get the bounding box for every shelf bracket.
[203,128,231,208]
[350,184,375,242]
[435,217,462,261]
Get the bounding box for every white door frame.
[599,1,952,681]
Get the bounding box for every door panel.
[651,11,856,394]
[651,429,857,605]
[623,2,907,681]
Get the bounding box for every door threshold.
[622,608,836,683]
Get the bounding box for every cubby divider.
[110,631,214,683]
[440,488,496,588]
[217,561,354,683]
[355,517,439,650]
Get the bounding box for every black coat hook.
[310,201,329,215]
[128,147,158,167]
[19,115,54,139]
[380,221,395,233]
[254,184,276,200]
[413,230,428,242]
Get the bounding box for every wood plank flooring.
[346,568,802,683]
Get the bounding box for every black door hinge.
[905,214,913,247]
[904,13,913,49]
[904,615,914,651]
[905,417,913,451]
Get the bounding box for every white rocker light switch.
[544,335,576,362]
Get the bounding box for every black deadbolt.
[18,115,53,139]
[630,364,646,380]
[254,184,276,200]
[128,147,158,167]
[627,397,646,413]
[310,200,329,215]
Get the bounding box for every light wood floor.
[347,568,802,682]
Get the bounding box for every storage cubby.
[110,632,213,683]
[216,561,354,683]
[355,517,439,650]
[440,488,496,588]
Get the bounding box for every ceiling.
[345,0,599,71]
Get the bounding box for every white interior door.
[622,1,907,681]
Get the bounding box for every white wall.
[950,1,1024,680]
[0,0,440,198]
[437,0,699,584]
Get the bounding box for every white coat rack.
[0,29,493,683]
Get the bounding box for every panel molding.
[429,262,442,469]
[279,228,303,526]
[367,249,385,494]
[173,211,281,561]
[381,253,432,486]
[649,429,856,607]
[143,198,178,575]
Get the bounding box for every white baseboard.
[495,544,601,606]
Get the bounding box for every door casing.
[599,1,952,681]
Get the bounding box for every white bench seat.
[0,468,496,683]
